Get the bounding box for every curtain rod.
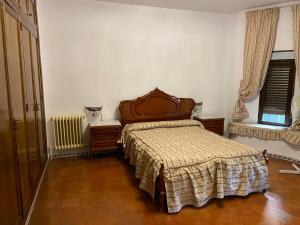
[245,1,299,12]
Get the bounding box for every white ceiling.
[94,0,296,13]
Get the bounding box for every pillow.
[120,119,204,147]
[123,119,204,133]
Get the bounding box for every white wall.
[38,0,232,119]
[37,0,234,148]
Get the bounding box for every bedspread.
[121,120,268,213]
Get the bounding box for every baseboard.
[50,148,88,159]
[24,159,49,225]
[267,152,300,165]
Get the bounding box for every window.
[258,51,296,127]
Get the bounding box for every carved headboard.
[119,88,195,126]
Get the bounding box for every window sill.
[232,122,286,130]
[229,122,300,146]
[228,122,286,140]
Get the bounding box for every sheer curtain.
[232,8,279,122]
[292,4,300,86]
[289,4,300,131]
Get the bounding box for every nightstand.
[89,120,122,157]
[193,114,225,135]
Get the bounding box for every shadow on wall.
[113,107,121,121]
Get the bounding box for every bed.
[119,88,268,213]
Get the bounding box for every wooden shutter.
[258,59,295,126]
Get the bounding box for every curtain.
[290,4,300,131]
[292,4,300,86]
[289,119,300,131]
[232,8,279,121]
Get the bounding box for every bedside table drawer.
[206,127,224,135]
[91,127,120,134]
[91,132,120,144]
[91,142,119,150]
[91,127,120,138]
[202,121,224,135]
[193,116,224,136]
[92,131,120,140]
[202,120,224,128]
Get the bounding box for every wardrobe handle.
[35,103,40,111]
[12,119,21,131]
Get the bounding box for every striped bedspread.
[121,120,268,213]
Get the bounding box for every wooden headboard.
[119,88,195,126]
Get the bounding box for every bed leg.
[262,150,268,194]
[159,164,166,212]
[159,192,166,212]
[263,149,269,165]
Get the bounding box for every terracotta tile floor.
[29,155,300,225]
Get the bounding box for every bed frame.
[119,88,269,211]
[119,88,195,126]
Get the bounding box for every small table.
[89,120,122,158]
[193,114,225,135]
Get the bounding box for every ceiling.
[94,0,295,13]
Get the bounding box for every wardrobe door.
[0,3,21,224]
[3,6,31,214]
[20,25,40,186]
[31,34,47,165]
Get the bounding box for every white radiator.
[51,115,85,151]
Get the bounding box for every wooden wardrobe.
[0,0,47,224]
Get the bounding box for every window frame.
[258,53,296,127]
